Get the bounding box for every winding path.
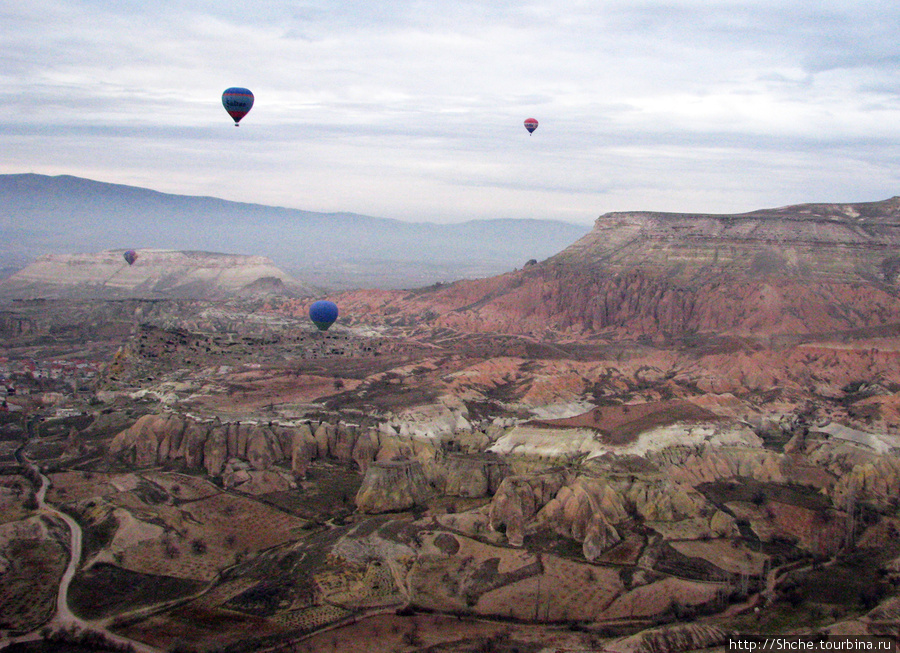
[39,470,87,630]
[0,448,162,653]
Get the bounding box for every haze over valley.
[0,174,589,291]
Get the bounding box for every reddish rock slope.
[324,198,900,341]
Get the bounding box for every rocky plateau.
[329,197,900,339]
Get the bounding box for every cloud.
[2,0,900,227]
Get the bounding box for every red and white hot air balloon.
[524,118,538,135]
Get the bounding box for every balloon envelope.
[222,87,254,125]
[123,250,138,266]
[524,118,538,134]
[309,300,339,331]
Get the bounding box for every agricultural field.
[260,463,362,521]
[293,611,607,653]
[0,472,72,635]
[64,473,312,583]
[68,562,206,620]
[0,473,32,525]
[0,535,68,632]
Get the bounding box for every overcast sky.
[3,0,900,225]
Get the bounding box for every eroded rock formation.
[108,413,434,480]
[484,436,895,558]
[355,460,431,513]
[441,455,510,498]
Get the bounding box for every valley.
[1,197,899,652]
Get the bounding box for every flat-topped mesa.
[309,196,900,340]
[1,249,305,299]
[551,198,900,283]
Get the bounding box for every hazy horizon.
[0,173,592,289]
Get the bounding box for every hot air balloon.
[309,300,339,331]
[222,87,254,126]
[524,118,539,134]
[123,250,138,266]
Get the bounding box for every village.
[0,356,102,414]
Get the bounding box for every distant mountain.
[0,174,590,290]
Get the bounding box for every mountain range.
[0,173,590,290]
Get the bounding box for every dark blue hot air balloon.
[309,300,339,331]
[123,250,138,266]
[222,87,254,126]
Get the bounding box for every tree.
[23,491,39,510]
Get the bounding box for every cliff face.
[482,434,900,560]
[334,198,900,340]
[107,413,430,481]
[553,199,900,282]
[110,413,525,512]
[0,249,308,300]
[355,461,432,513]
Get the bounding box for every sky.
[3,0,900,225]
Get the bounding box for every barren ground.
[1,297,900,652]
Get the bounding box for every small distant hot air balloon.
[123,250,138,266]
[222,87,254,126]
[309,300,339,331]
[524,118,539,135]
